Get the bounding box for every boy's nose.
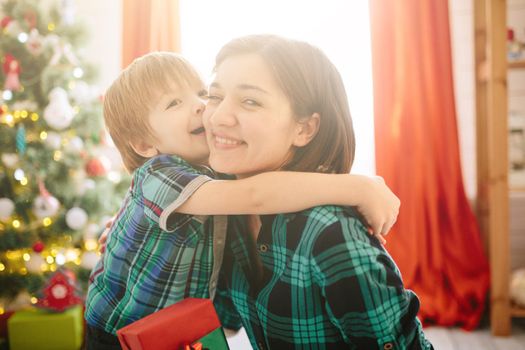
[193,101,204,115]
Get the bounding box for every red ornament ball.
[32,241,45,253]
[1,16,12,29]
[85,157,109,177]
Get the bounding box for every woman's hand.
[98,218,114,253]
[355,176,400,243]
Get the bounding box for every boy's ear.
[293,112,320,147]
[129,140,158,158]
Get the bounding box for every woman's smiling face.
[203,53,304,178]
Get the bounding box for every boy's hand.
[356,176,400,243]
[98,219,113,253]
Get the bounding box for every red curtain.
[122,0,181,68]
[369,0,489,329]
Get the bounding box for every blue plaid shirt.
[85,155,227,334]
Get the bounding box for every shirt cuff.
[159,174,212,231]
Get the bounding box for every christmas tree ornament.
[1,153,19,167]
[26,28,43,56]
[80,251,99,270]
[66,136,83,152]
[33,181,60,219]
[43,87,74,130]
[16,125,27,155]
[32,240,45,253]
[3,54,21,91]
[65,207,87,230]
[511,268,525,307]
[36,269,82,312]
[0,197,15,221]
[25,253,45,273]
[33,195,60,219]
[44,131,62,149]
[1,16,12,29]
[70,80,98,105]
[85,156,110,177]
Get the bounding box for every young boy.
[84,52,399,349]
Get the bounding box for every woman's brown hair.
[215,35,355,174]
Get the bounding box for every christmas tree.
[0,0,128,307]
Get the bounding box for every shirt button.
[257,341,265,349]
[217,239,223,245]
[210,281,217,288]
[259,244,268,253]
[383,342,394,350]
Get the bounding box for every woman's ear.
[293,112,320,147]
[129,140,158,158]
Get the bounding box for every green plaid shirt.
[215,206,433,350]
[85,155,227,335]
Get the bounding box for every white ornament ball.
[0,197,15,221]
[43,87,74,130]
[67,136,84,153]
[80,251,100,270]
[511,268,525,307]
[25,253,45,273]
[70,81,92,105]
[45,131,62,149]
[65,207,88,230]
[32,195,60,219]
[1,153,19,168]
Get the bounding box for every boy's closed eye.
[165,98,182,110]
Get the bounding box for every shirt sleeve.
[311,217,431,349]
[140,155,212,231]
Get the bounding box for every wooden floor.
[425,323,525,350]
[226,321,525,349]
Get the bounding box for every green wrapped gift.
[191,327,229,350]
[8,305,83,350]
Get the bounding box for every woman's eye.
[166,99,182,109]
[243,99,260,107]
[207,94,223,104]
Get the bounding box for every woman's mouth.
[213,135,245,149]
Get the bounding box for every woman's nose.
[209,99,237,127]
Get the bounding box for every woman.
[205,35,433,350]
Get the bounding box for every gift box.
[8,305,83,350]
[0,310,14,340]
[117,298,229,350]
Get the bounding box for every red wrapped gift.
[117,298,228,350]
[0,311,15,339]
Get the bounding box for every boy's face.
[148,83,210,165]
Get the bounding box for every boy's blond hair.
[103,52,204,172]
